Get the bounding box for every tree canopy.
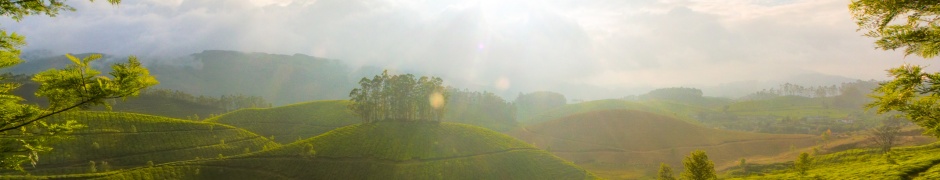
[850,0,940,58]
[348,70,447,123]
[851,0,940,137]
[0,0,158,172]
[681,150,717,180]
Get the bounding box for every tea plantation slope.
[204,100,360,143]
[510,109,816,179]
[87,122,599,179]
[6,111,279,175]
[526,99,709,125]
[729,142,940,179]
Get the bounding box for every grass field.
[2,111,279,175]
[204,100,360,144]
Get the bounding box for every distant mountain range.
[4,50,869,104]
[5,50,382,105]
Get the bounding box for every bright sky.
[3,0,937,99]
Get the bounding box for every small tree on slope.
[681,150,717,180]
[657,163,676,180]
[794,152,813,176]
[869,117,902,154]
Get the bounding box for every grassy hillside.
[728,142,940,179]
[525,99,709,125]
[4,112,279,175]
[509,109,817,179]
[712,95,884,134]
[727,95,851,117]
[18,122,598,179]
[204,100,360,144]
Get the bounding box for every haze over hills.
[4,0,940,179]
[5,50,874,105]
[509,109,817,179]
[701,73,861,98]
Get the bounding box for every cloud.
[2,0,936,99]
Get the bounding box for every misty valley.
[2,0,940,180]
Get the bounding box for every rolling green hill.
[728,142,940,179]
[712,95,884,134]
[727,95,852,117]
[18,122,598,179]
[509,109,817,179]
[5,112,279,175]
[524,99,710,125]
[204,100,360,144]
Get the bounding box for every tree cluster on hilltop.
[348,70,447,123]
[445,88,517,130]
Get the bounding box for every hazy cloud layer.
[3,0,937,99]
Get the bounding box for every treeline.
[140,89,271,111]
[348,70,447,123]
[741,80,882,101]
[747,83,841,99]
[445,88,517,131]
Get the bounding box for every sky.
[2,0,938,99]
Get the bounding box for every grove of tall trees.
[348,70,447,123]
[445,88,517,131]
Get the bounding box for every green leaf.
[65,53,80,65]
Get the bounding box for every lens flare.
[495,77,510,91]
[429,92,445,109]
